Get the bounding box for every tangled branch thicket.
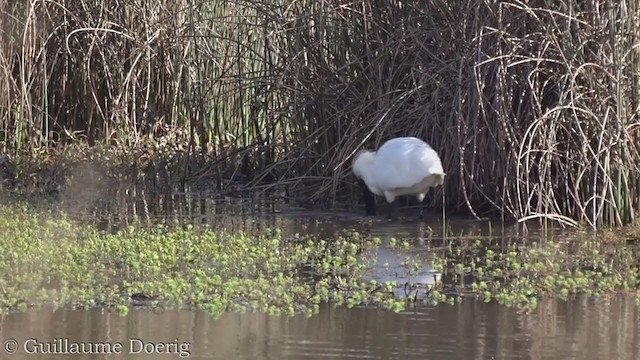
[1,0,639,227]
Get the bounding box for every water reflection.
[1,297,637,360]
[60,182,572,241]
[358,236,442,299]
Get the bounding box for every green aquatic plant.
[436,237,640,310]
[0,203,429,316]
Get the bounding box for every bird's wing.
[371,139,443,191]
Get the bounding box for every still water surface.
[2,299,638,359]
[2,189,638,359]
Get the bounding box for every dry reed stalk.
[0,0,639,227]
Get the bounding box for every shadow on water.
[10,180,633,359]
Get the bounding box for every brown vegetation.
[1,0,639,227]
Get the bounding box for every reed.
[1,0,639,227]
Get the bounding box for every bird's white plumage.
[353,137,445,204]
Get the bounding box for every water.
[1,299,638,359]
[4,186,638,359]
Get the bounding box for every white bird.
[352,137,445,219]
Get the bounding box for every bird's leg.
[359,179,376,216]
[383,193,397,220]
[387,200,397,220]
[417,194,427,221]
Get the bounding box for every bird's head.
[433,173,446,187]
[351,149,377,216]
[352,149,375,179]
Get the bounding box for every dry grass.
[1,0,639,227]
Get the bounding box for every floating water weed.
[0,203,431,316]
[436,238,640,310]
